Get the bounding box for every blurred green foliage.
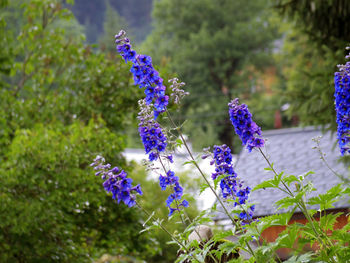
[130,166,200,263]
[274,0,350,130]
[69,0,153,43]
[142,0,280,151]
[0,120,156,262]
[275,0,350,51]
[0,0,163,261]
[99,0,128,53]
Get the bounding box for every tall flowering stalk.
[334,47,350,155]
[209,145,254,222]
[90,157,202,262]
[228,98,264,152]
[116,29,188,217]
[137,98,188,217]
[115,30,168,119]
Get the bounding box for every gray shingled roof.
[215,126,349,220]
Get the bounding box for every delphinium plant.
[334,46,350,155]
[90,31,350,262]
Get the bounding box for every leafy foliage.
[0,120,154,262]
[0,0,153,261]
[275,0,350,50]
[69,0,153,43]
[143,0,280,150]
[274,1,350,131]
[1,1,350,262]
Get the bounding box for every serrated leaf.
[253,179,278,191]
[176,138,183,147]
[183,160,196,165]
[259,211,294,231]
[283,174,299,186]
[218,239,239,254]
[277,171,284,184]
[275,224,301,249]
[275,196,301,209]
[212,230,234,241]
[187,239,200,249]
[307,184,343,210]
[199,183,210,194]
[319,212,343,232]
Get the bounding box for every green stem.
[314,139,350,185]
[157,154,219,263]
[166,109,257,258]
[136,201,203,262]
[258,148,337,262]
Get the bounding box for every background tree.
[99,0,128,53]
[142,0,280,151]
[274,0,350,130]
[275,0,350,51]
[69,0,153,43]
[0,120,156,262]
[0,0,157,261]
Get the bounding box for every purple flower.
[91,156,142,207]
[166,155,174,163]
[168,200,189,217]
[210,145,254,222]
[115,30,168,119]
[115,31,189,217]
[149,152,158,161]
[138,120,167,159]
[158,170,187,216]
[334,48,350,155]
[228,98,264,152]
[211,145,236,180]
[154,95,169,112]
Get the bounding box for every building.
[214,126,349,260]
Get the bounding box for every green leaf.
[319,212,343,232]
[264,163,274,171]
[284,252,314,263]
[217,240,239,255]
[275,224,301,249]
[176,138,183,147]
[142,211,155,227]
[307,184,343,210]
[175,253,190,263]
[283,174,299,186]
[275,196,301,209]
[183,160,196,166]
[199,183,210,194]
[258,211,294,234]
[253,179,279,191]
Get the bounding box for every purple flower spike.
[91,156,142,207]
[210,145,254,222]
[334,47,350,155]
[115,31,168,119]
[228,98,264,152]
